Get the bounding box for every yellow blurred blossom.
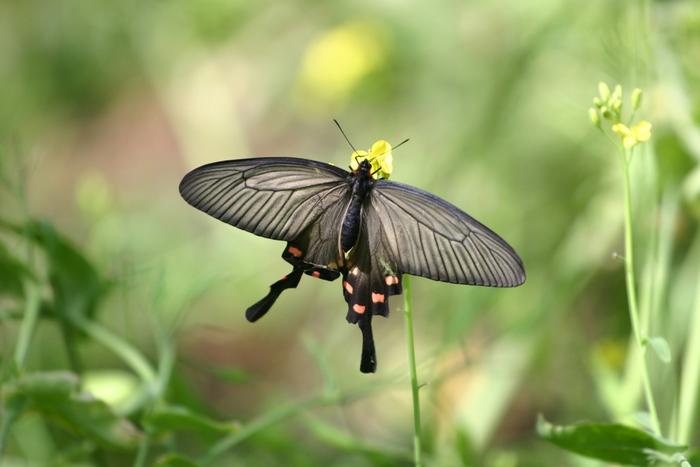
[612,120,652,149]
[299,21,388,104]
[350,140,393,179]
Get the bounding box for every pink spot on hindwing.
[371,292,385,303]
[353,304,366,314]
[344,281,353,293]
[287,246,302,257]
[385,275,399,285]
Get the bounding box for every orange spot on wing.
[343,281,353,294]
[281,275,288,280]
[353,304,366,314]
[287,246,303,257]
[385,276,398,285]
[371,292,385,303]
[311,271,321,278]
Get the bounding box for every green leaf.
[9,370,79,397]
[0,219,108,321]
[144,405,237,441]
[153,453,199,467]
[302,415,413,464]
[647,336,672,363]
[537,415,687,466]
[5,371,141,450]
[190,362,250,384]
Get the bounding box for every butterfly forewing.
[369,180,525,287]
[179,157,351,241]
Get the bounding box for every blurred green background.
[2,0,700,465]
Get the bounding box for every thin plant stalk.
[13,281,41,370]
[620,148,661,435]
[0,282,38,456]
[677,269,700,444]
[68,314,157,388]
[403,276,423,467]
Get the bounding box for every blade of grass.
[677,270,700,444]
[13,281,41,370]
[67,314,156,391]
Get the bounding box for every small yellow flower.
[350,140,393,179]
[611,120,652,149]
[298,21,388,104]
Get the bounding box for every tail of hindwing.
[342,267,402,324]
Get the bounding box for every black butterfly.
[179,152,525,373]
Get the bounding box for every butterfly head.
[350,140,393,180]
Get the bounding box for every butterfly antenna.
[373,138,410,159]
[393,138,410,150]
[333,119,359,154]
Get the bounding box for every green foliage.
[143,405,238,441]
[646,336,672,364]
[4,371,141,450]
[537,416,687,466]
[0,243,33,299]
[2,0,700,465]
[153,453,200,467]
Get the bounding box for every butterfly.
[179,136,525,373]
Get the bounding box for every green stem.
[133,314,176,466]
[58,317,83,374]
[199,373,406,465]
[200,397,322,465]
[620,151,661,435]
[68,315,157,389]
[2,281,41,458]
[133,434,151,467]
[403,276,423,467]
[0,399,24,458]
[13,281,41,370]
[677,268,700,443]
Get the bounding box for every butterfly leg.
[358,313,377,373]
[245,266,303,322]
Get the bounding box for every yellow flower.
[611,120,652,149]
[350,140,393,179]
[298,21,388,104]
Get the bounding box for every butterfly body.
[180,153,525,373]
[340,159,373,253]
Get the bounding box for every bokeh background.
[2,0,700,465]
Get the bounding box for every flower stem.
[620,150,661,435]
[403,276,423,467]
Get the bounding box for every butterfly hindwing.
[369,180,525,287]
[341,215,403,373]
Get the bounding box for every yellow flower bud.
[631,88,643,111]
[612,84,622,101]
[589,108,600,127]
[598,82,611,101]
